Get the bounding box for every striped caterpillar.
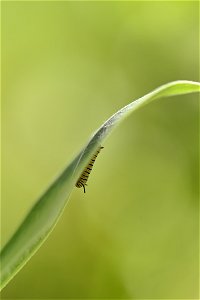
[75,146,104,193]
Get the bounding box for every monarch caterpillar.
[76,146,104,193]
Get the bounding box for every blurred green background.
[1,1,199,299]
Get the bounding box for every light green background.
[1,1,199,299]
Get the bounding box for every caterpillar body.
[76,146,104,193]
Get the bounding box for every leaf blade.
[1,80,199,290]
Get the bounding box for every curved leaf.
[1,80,199,290]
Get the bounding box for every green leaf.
[1,80,199,290]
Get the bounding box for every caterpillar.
[76,146,104,193]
